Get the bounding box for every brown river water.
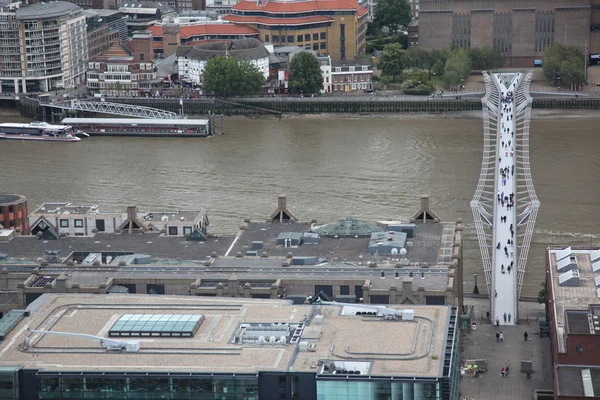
[1,114,599,296]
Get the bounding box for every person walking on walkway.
[500,332,504,341]
[501,367,505,377]
[524,331,528,341]
[507,265,511,274]
[496,317,500,326]
[503,312,507,323]
[506,366,510,376]
[508,313,512,322]
[496,332,500,342]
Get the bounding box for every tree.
[373,0,412,33]
[288,52,323,94]
[379,43,405,81]
[543,42,585,87]
[443,47,472,86]
[470,46,503,70]
[202,56,265,97]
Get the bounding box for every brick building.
[0,194,28,233]
[148,23,259,58]
[331,58,373,92]
[546,246,600,399]
[223,0,368,61]
[419,0,600,68]
[86,31,158,96]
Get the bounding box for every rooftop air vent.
[558,269,580,287]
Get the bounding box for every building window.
[320,32,326,40]
[60,219,69,228]
[297,34,303,42]
[8,205,13,213]
[320,42,326,49]
[168,226,178,235]
[140,54,144,61]
[265,34,269,42]
[183,226,192,235]
[305,34,310,41]
[340,285,349,295]
[273,35,279,43]
[74,219,83,228]
[312,32,318,41]
[287,35,294,43]
[313,43,319,51]
[425,296,446,305]
[305,44,310,49]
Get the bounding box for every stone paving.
[460,298,553,400]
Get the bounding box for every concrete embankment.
[14,96,600,121]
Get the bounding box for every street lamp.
[473,273,479,294]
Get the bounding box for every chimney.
[127,205,138,220]
[278,194,287,210]
[421,194,430,211]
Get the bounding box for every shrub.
[402,80,434,95]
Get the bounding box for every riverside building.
[545,246,600,399]
[418,0,599,67]
[0,293,460,400]
[0,195,464,318]
[223,0,368,60]
[0,1,88,94]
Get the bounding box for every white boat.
[0,122,81,142]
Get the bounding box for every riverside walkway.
[471,71,540,325]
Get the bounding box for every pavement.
[460,298,553,400]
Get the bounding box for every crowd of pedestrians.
[493,73,521,326]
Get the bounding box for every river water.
[2,114,599,297]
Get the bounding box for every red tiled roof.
[357,7,368,16]
[147,24,258,39]
[147,25,163,36]
[232,0,360,13]
[179,24,258,38]
[224,14,334,26]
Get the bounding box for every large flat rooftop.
[0,294,452,377]
[0,232,235,262]
[548,247,600,350]
[230,221,453,265]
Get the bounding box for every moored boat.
[0,122,81,142]
[61,118,213,137]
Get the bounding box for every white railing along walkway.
[43,100,178,119]
[472,71,539,325]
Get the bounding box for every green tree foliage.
[444,48,472,86]
[470,46,503,70]
[380,43,405,81]
[537,281,547,305]
[288,52,324,94]
[401,79,434,95]
[373,0,412,33]
[543,42,585,86]
[403,70,429,84]
[403,48,443,79]
[202,56,265,97]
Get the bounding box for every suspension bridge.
[470,71,540,325]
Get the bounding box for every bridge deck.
[492,72,520,326]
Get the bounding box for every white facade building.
[29,203,209,238]
[204,0,242,14]
[0,1,88,94]
[177,39,269,84]
[317,55,332,93]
